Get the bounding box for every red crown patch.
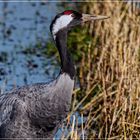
[63,10,73,15]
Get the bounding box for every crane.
[0,10,109,139]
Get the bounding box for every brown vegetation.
[62,1,140,139]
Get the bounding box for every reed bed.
[61,1,140,139]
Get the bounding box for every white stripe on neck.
[52,15,73,39]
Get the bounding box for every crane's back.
[0,73,74,139]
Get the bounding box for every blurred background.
[0,1,140,139]
[0,2,71,90]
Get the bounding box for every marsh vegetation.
[58,1,140,139]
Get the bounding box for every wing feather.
[0,93,18,126]
[0,82,52,127]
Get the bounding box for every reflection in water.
[0,2,61,91]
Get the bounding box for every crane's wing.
[0,74,72,131]
[0,82,53,128]
[0,93,18,127]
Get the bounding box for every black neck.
[55,29,75,79]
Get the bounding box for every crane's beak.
[82,14,110,22]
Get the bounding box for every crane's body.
[0,10,109,139]
[0,73,73,138]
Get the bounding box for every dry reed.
[61,1,140,139]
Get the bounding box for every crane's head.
[50,10,109,39]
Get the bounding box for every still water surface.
[0,2,63,91]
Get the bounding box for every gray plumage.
[0,73,74,138]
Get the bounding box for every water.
[0,2,62,91]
